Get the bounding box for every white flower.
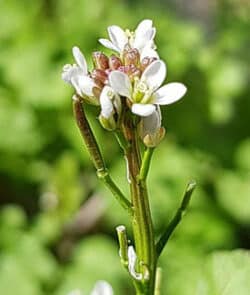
[99,19,158,59]
[90,281,113,295]
[109,59,187,116]
[62,46,96,97]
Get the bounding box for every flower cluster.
[62,19,186,147]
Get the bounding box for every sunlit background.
[0,0,249,294]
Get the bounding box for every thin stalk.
[154,268,162,295]
[156,180,196,257]
[116,225,129,267]
[73,96,132,214]
[139,147,155,181]
[122,114,156,294]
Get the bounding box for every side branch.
[139,147,155,181]
[73,96,132,214]
[156,180,197,258]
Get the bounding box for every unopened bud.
[140,57,157,72]
[123,48,140,66]
[143,127,165,147]
[91,69,108,84]
[92,86,102,99]
[92,52,109,70]
[99,114,116,131]
[109,55,122,70]
[128,64,141,80]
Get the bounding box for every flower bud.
[91,69,108,84]
[109,55,122,70]
[140,57,157,72]
[92,86,102,99]
[123,48,140,66]
[99,114,116,131]
[92,51,109,70]
[139,107,165,147]
[143,127,165,147]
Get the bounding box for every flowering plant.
[62,19,196,295]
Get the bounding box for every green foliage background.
[0,0,249,294]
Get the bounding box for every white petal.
[131,103,156,116]
[128,246,143,281]
[72,75,95,96]
[140,106,161,137]
[135,19,153,37]
[90,281,113,295]
[100,86,114,118]
[141,60,166,91]
[134,19,156,50]
[108,25,128,52]
[72,46,87,75]
[154,83,187,105]
[140,45,159,60]
[109,71,132,98]
[98,38,120,52]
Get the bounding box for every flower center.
[125,29,135,47]
[132,80,152,104]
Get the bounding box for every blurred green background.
[0,0,250,294]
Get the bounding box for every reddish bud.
[92,51,109,70]
[91,69,108,84]
[109,55,122,70]
[123,48,140,66]
[140,57,157,72]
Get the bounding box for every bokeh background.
[0,0,250,294]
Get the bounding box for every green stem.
[116,225,129,267]
[154,268,162,295]
[73,96,132,214]
[122,115,156,294]
[139,147,155,181]
[156,180,196,258]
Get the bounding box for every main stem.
[122,115,156,294]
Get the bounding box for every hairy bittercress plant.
[62,19,196,295]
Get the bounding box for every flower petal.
[108,25,128,52]
[98,38,120,52]
[109,71,132,98]
[72,75,95,97]
[140,45,159,60]
[141,60,166,91]
[134,19,156,50]
[153,82,187,105]
[62,64,84,84]
[72,46,87,75]
[100,86,114,118]
[90,281,113,295]
[140,106,161,137]
[131,103,156,116]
